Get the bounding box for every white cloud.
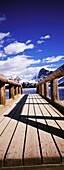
[0,14,6,22]
[0,54,57,82]
[42,55,64,63]
[38,49,42,52]
[0,51,6,58]
[26,40,32,44]
[0,32,10,40]
[0,40,4,47]
[0,40,4,44]
[44,35,50,39]
[40,35,50,39]
[4,41,34,54]
[0,55,41,80]
[37,40,44,44]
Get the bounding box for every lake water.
[6,87,64,100]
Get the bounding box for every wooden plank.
[5,96,29,167]
[35,94,48,103]
[0,117,11,136]
[24,95,41,166]
[0,95,24,122]
[0,119,18,167]
[41,100,64,163]
[42,109,64,162]
[37,95,64,131]
[53,135,64,163]
[0,164,64,170]
[33,95,60,164]
[48,104,63,117]
[56,120,64,130]
[0,95,24,136]
[43,104,59,117]
[43,103,64,132]
[0,95,25,167]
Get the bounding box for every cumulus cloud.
[0,40,4,47]
[0,51,6,58]
[4,41,34,54]
[26,40,32,44]
[0,54,41,79]
[42,55,64,63]
[38,49,42,52]
[0,32,10,40]
[0,14,6,22]
[37,34,50,44]
[40,35,50,39]
[37,40,44,44]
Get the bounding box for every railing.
[37,64,64,113]
[0,76,22,105]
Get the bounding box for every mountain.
[38,68,50,81]
[32,68,64,86]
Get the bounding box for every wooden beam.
[51,79,59,102]
[44,82,49,99]
[0,164,64,170]
[9,84,14,99]
[0,82,6,105]
[37,64,64,85]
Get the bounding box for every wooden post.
[21,86,23,94]
[18,86,21,94]
[40,84,42,95]
[0,82,6,105]
[39,84,42,95]
[36,85,39,94]
[9,84,14,99]
[42,84,44,96]
[44,82,49,99]
[51,78,59,102]
[15,86,18,95]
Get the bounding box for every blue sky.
[0,0,64,82]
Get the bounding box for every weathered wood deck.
[0,94,64,170]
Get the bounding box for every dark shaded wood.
[0,94,64,168]
[9,85,14,99]
[44,82,49,99]
[0,82,6,105]
[51,79,59,102]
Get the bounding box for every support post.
[18,86,21,94]
[0,82,6,105]
[9,84,14,99]
[44,82,49,99]
[21,86,23,94]
[15,86,18,95]
[39,84,42,95]
[42,84,44,96]
[51,78,59,102]
[36,85,39,94]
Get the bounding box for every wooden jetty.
[0,65,64,170]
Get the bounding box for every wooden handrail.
[36,64,64,114]
[0,76,21,86]
[0,76,22,105]
[37,64,64,85]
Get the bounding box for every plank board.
[0,95,25,136]
[5,98,29,167]
[0,119,18,167]
[33,95,60,163]
[24,95,41,166]
[0,94,64,168]
[53,135,64,163]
